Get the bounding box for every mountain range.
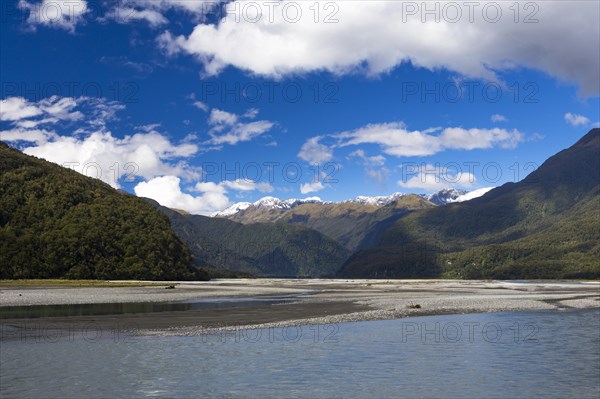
[212,187,488,218]
[211,188,493,253]
[150,202,350,278]
[1,129,598,280]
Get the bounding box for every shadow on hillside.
[337,224,443,278]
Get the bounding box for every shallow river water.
[1,308,598,398]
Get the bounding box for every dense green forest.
[339,129,600,279]
[0,142,206,280]
[154,203,350,277]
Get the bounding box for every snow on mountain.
[213,196,324,217]
[213,201,252,217]
[449,187,495,203]
[349,192,406,206]
[212,188,493,217]
[253,196,324,209]
[423,188,467,205]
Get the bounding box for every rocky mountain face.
[213,188,476,218]
[213,189,486,252]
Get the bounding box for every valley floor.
[1,279,599,337]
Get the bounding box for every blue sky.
[1,0,599,214]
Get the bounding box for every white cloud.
[348,149,385,167]
[0,128,57,145]
[110,7,168,27]
[243,108,259,119]
[20,131,199,188]
[327,123,523,157]
[120,0,215,15]
[208,120,274,146]
[221,179,274,193]
[135,176,229,215]
[491,114,507,123]
[564,113,591,127]
[398,164,477,191]
[0,96,116,131]
[19,0,88,32]
[193,101,209,112]
[1,95,280,214]
[106,0,220,30]
[135,176,276,215]
[136,123,161,132]
[1,96,199,188]
[348,149,389,183]
[162,1,600,95]
[0,97,43,121]
[300,181,325,194]
[209,109,238,126]
[205,109,274,146]
[298,136,333,164]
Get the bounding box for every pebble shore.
[1,279,598,336]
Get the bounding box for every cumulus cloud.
[564,113,591,127]
[1,95,279,213]
[135,177,275,215]
[161,1,600,95]
[19,0,88,32]
[21,131,200,188]
[1,96,123,134]
[135,176,229,215]
[0,96,83,126]
[1,96,199,188]
[300,181,325,195]
[298,136,333,164]
[0,97,43,121]
[398,164,477,191]
[0,128,57,145]
[309,123,523,158]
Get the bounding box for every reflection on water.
[0,295,302,319]
[1,309,599,399]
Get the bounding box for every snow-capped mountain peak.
[424,188,468,205]
[252,196,324,209]
[212,188,495,217]
[213,196,325,217]
[349,192,406,206]
[213,201,252,217]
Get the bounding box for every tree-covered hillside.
[339,129,600,279]
[0,142,205,280]
[155,204,350,278]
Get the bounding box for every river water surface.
[1,308,598,398]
